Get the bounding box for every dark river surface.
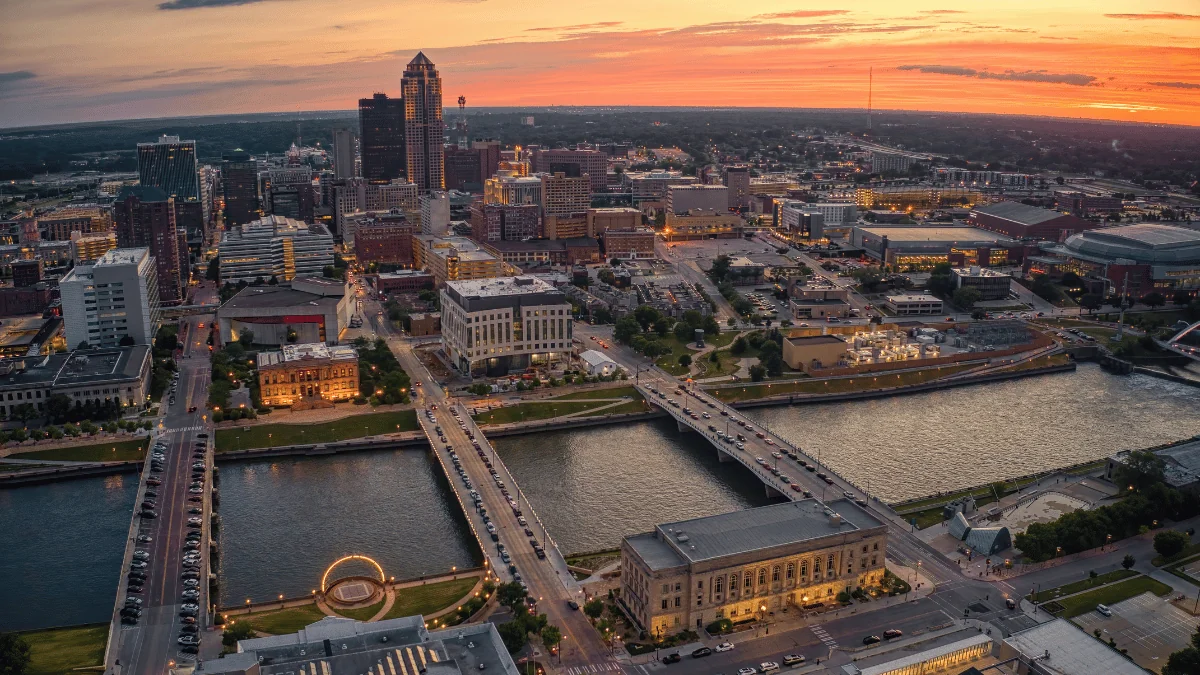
[4,364,1197,630]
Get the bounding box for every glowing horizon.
[2,0,1198,128]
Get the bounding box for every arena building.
[1027,223,1200,298]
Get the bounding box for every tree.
[76,341,91,350]
[1144,292,1166,309]
[749,364,767,381]
[1173,291,1193,307]
[653,318,671,337]
[851,266,886,292]
[238,329,255,347]
[634,305,662,331]
[678,354,692,368]
[613,316,641,344]
[222,621,254,647]
[951,287,982,310]
[1080,293,1104,314]
[497,620,528,654]
[285,328,298,344]
[1122,554,1136,570]
[730,336,747,355]
[267,275,279,286]
[1154,530,1189,559]
[708,255,732,282]
[597,268,616,286]
[467,383,491,396]
[702,316,720,335]
[758,340,784,376]
[1164,625,1200,675]
[46,394,72,423]
[206,256,220,282]
[10,403,38,424]
[1030,274,1060,303]
[583,598,604,620]
[119,334,136,347]
[1060,271,1083,287]
[496,582,528,611]
[0,632,32,675]
[540,624,562,655]
[673,322,693,343]
[1113,449,1166,493]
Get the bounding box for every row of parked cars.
[177,435,211,653]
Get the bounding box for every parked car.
[661,653,681,664]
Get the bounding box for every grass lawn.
[1028,569,1139,602]
[566,549,621,571]
[335,599,386,621]
[15,438,147,462]
[473,400,608,425]
[708,363,975,404]
[382,577,480,620]
[577,399,652,417]
[656,331,738,376]
[1048,575,1171,618]
[214,410,419,451]
[1039,319,1119,342]
[554,385,639,400]
[20,623,108,675]
[0,463,48,472]
[235,604,328,635]
[993,352,1071,373]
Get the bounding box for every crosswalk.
[811,624,838,648]
[563,661,623,675]
[161,425,205,434]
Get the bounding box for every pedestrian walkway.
[811,624,839,648]
[561,661,623,675]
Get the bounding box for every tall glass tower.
[401,52,445,192]
[137,135,200,200]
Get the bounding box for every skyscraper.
[113,186,183,305]
[402,52,445,192]
[332,129,357,180]
[221,150,260,227]
[137,135,200,200]
[359,93,405,182]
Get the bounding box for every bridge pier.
[765,483,784,500]
[716,447,735,463]
[676,419,692,433]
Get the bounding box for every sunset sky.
[2,0,1199,128]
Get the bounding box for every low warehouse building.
[218,277,353,346]
[782,335,848,372]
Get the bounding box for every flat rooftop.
[952,267,1010,278]
[785,335,846,346]
[634,499,884,569]
[258,343,356,368]
[972,201,1068,226]
[887,294,942,302]
[221,285,342,311]
[445,275,556,298]
[1003,618,1145,675]
[857,226,1014,244]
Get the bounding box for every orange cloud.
[1103,12,1200,20]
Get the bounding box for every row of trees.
[352,337,411,405]
[1014,451,1200,561]
[493,582,562,656]
[730,329,786,380]
[613,306,719,358]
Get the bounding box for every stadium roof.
[972,201,1067,226]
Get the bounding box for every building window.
[697,598,702,607]
[772,566,780,582]
[873,543,879,551]
[715,577,723,594]
[862,545,868,553]
[662,584,669,594]
[827,557,835,572]
[786,563,794,580]
[697,580,703,590]
[674,583,681,592]
[800,561,808,578]
[743,574,751,590]
[757,568,766,586]
[813,557,821,578]
[674,597,680,608]
[871,556,877,566]
[661,599,667,610]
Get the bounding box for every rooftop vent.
[829,513,843,527]
[675,533,690,543]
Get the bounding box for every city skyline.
[2,1,1199,128]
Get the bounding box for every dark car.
[140,510,158,519]
[862,635,882,645]
[180,645,199,654]
[691,647,712,658]
[662,653,681,664]
[883,629,903,640]
[1006,597,1017,609]
[567,600,580,611]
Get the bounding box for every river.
[4,364,1198,630]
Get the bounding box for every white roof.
[1004,618,1145,675]
[852,634,992,675]
[580,349,617,367]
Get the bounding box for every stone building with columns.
[619,499,888,637]
[257,342,359,408]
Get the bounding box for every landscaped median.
[214,410,419,452]
[1038,574,1172,618]
[707,363,978,404]
[1028,569,1139,602]
[473,388,648,426]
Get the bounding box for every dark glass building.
[221,150,260,227]
[359,93,406,182]
[137,135,200,200]
[113,186,183,305]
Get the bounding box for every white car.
[760,663,780,672]
[737,668,757,675]
[715,642,735,653]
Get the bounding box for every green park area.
[553,385,640,400]
[473,400,609,426]
[233,604,328,635]
[336,599,386,622]
[708,362,976,404]
[1028,569,1139,602]
[214,410,419,451]
[579,398,652,417]
[1042,575,1171,618]
[14,438,147,463]
[382,577,480,620]
[20,623,108,675]
[656,331,738,376]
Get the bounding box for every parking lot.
[1073,592,1200,670]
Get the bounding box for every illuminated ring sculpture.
[320,555,386,594]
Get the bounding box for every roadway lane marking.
[811,624,838,647]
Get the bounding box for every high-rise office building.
[359,93,406,182]
[137,135,200,201]
[60,248,162,349]
[221,150,260,227]
[531,148,607,194]
[217,215,334,283]
[402,52,445,192]
[723,166,751,210]
[332,129,357,180]
[113,186,183,305]
[540,172,591,219]
[485,171,542,208]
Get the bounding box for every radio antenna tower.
[456,95,468,148]
[867,67,873,133]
